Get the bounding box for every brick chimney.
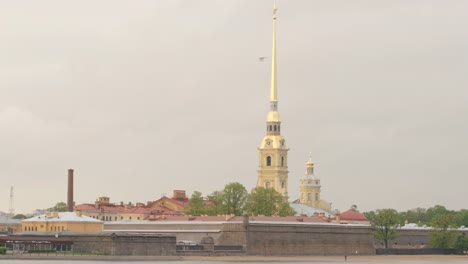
[67,169,74,212]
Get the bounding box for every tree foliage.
[430,214,457,249]
[245,187,295,216]
[373,209,400,248]
[222,182,248,216]
[13,214,27,219]
[206,191,224,216]
[187,191,206,216]
[50,202,68,212]
[365,205,468,251]
[185,182,297,217]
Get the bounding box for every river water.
[1,260,467,264]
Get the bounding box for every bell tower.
[256,2,289,198]
[299,155,321,208]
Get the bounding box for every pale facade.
[256,3,289,198]
[298,157,331,212]
[22,211,103,232]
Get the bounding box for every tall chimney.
[67,169,74,212]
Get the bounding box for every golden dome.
[266,111,281,122]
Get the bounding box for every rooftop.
[22,212,103,223]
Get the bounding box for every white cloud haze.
[1,0,467,214]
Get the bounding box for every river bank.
[0,254,467,262]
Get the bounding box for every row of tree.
[186,182,295,217]
[364,205,468,228]
[365,206,468,253]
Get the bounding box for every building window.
[137,217,140,220]
[115,217,117,221]
[266,182,270,188]
[308,193,312,201]
[266,156,271,166]
[269,125,272,131]
[281,181,285,188]
[129,217,132,220]
[315,193,319,201]
[274,125,277,131]
[281,156,284,166]
[121,216,123,220]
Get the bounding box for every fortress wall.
[58,233,176,255]
[104,222,224,244]
[243,223,375,256]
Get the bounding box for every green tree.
[51,202,68,212]
[222,182,248,216]
[454,234,468,254]
[13,214,27,219]
[245,187,295,216]
[206,191,224,216]
[453,210,468,228]
[186,191,206,216]
[0,246,6,255]
[364,211,376,223]
[277,199,296,217]
[373,209,400,248]
[430,214,457,248]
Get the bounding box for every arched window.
[281,156,284,167]
[266,182,270,188]
[266,156,271,166]
[308,193,312,201]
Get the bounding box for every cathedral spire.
[270,1,278,111]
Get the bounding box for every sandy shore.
[0,254,467,262]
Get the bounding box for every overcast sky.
[1,0,467,214]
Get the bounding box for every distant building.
[147,190,189,213]
[74,190,187,222]
[0,215,21,234]
[21,211,103,232]
[337,208,370,225]
[296,156,331,211]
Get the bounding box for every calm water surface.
[1,261,467,264]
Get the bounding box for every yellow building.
[22,211,103,232]
[256,2,289,198]
[298,156,331,211]
[0,216,21,234]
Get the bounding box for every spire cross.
[273,1,277,18]
[270,0,278,109]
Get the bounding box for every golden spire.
[307,152,314,167]
[270,1,278,108]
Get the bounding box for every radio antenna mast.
[8,186,14,217]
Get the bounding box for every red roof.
[74,203,179,215]
[145,215,327,223]
[339,209,368,221]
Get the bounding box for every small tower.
[299,155,321,208]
